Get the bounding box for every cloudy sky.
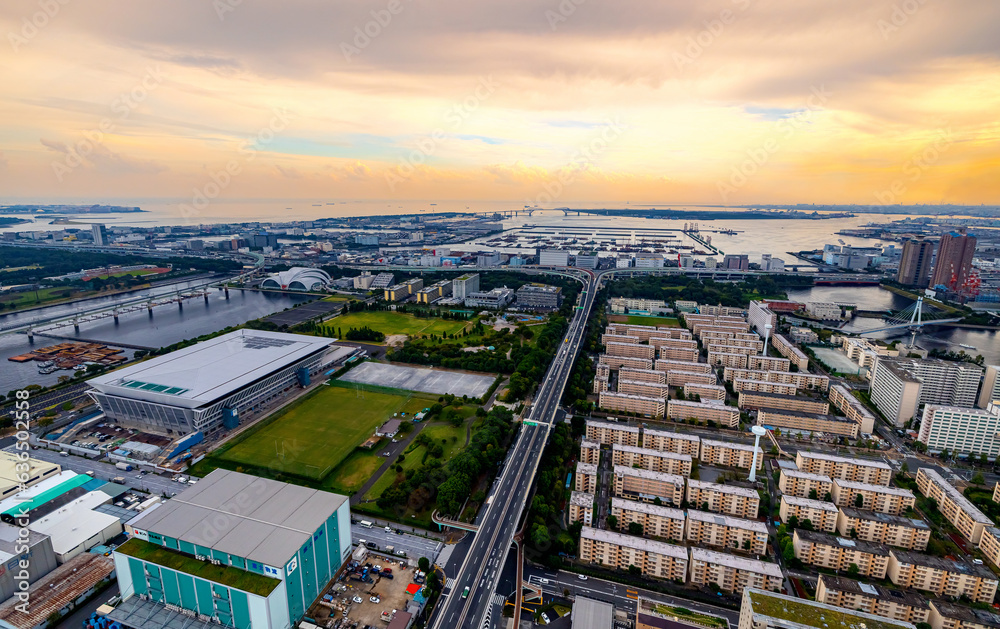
[1,0,998,206]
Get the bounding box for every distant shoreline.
[0,204,145,214]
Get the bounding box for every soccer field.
[219,385,428,480]
[324,311,470,338]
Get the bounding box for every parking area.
[308,550,425,627]
[339,362,495,398]
[264,300,344,327]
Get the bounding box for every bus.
[359,520,374,528]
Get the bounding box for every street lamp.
[749,425,767,482]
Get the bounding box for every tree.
[787,515,799,530]
[899,461,909,474]
[627,522,643,536]
[854,494,864,508]
[782,544,795,562]
[606,515,618,530]
[800,519,814,531]
[808,489,818,500]
[847,563,860,577]
[824,492,832,502]
[972,472,985,486]
[628,565,641,576]
[742,539,751,551]
[418,557,431,572]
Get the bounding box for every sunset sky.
[1,0,999,206]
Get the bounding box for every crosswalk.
[490,594,506,607]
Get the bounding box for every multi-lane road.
[432,270,599,629]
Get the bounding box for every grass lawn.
[363,418,470,501]
[611,315,681,327]
[219,384,431,480]
[324,449,384,495]
[323,311,471,338]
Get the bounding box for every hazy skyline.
[2,0,999,206]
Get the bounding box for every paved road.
[350,523,443,562]
[432,269,597,629]
[350,422,427,506]
[27,447,180,496]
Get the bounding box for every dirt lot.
[308,553,423,627]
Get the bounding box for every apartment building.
[658,345,701,362]
[815,575,930,625]
[792,529,891,578]
[687,480,760,519]
[614,466,686,506]
[575,462,599,493]
[667,400,740,427]
[747,356,792,372]
[599,391,666,418]
[599,354,654,371]
[738,588,916,629]
[778,469,834,500]
[596,363,610,379]
[779,495,839,533]
[593,373,610,394]
[995,481,1000,504]
[888,550,998,603]
[619,367,666,384]
[733,379,798,396]
[612,444,693,477]
[928,600,1000,629]
[915,468,993,544]
[698,305,748,317]
[772,334,809,371]
[686,510,768,554]
[700,439,763,470]
[602,333,641,346]
[758,409,860,438]
[831,479,915,515]
[606,341,656,361]
[618,379,671,399]
[689,548,782,593]
[708,352,749,369]
[706,343,759,357]
[978,365,1000,409]
[796,451,892,486]
[919,403,1000,459]
[869,359,923,425]
[708,337,764,352]
[610,497,685,541]
[738,391,830,414]
[842,336,899,369]
[682,382,727,402]
[666,370,719,387]
[836,508,930,551]
[977,527,1000,569]
[655,359,713,375]
[651,338,699,352]
[724,367,830,391]
[608,324,691,342]
[870,357,983,425]
[829,384,877,435]
[610,297,671,314]
[579,527,688,581]
[748,301,777,334]
[569,491,595,525]
[580,439,600,465]
[701,330,737,343]
[586,420,640,447]
[693,323,751,336]
[642,429,700,457]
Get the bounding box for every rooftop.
[781,469,834,483]
[743,588,915,629]
[930,600,1000,628]
[794,529,890,556]
[798,450,891,471]
[572,596,615,629]
[687,509,767,532]
[580,439,600,449]
[586,419,639,433]
[571,491,595,507]
[701,438,760,453]
[690,547,781,577]
[577,462,599,475]
[643,428,700,443]
[0,451,59,495]
[889,549,997,580]
[0,553,114,629]
[601,391,665,402]
[613,443,692,461]
[838,507,929,529]
[129,469,347,568]
[611,497,684,520]
[613,465,684,485]
[833,478,915,498]
[918,468,994,524]
[687,479,758,499]
[817,575,928,610]
[580,526,687,559]
[780,495,838,512]
[87,330,334,408]
[759,409,854,424]
[669,399,737,411]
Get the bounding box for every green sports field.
[323,311,470,338]
[219,384,428,480]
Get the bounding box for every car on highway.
[462,586,469,599]
[578,574,588,580]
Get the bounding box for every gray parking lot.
[340,362,495,398]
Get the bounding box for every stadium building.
[111,470,351,629]
[87,330,338,435]
[260,267,331,292]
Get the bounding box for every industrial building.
[0,451,60,499]
[88,330,338,435]
[112,470,352,629]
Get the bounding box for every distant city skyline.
[1,1,998,206]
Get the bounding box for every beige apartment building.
[618,379,671,399]
[795,451,892,486]
[619,367,666,384]
[698,305,748,317]
[738,588,916,629]
[579,527,688,581]
[607,324,692,342]
[693,323,751,336]
[686,510,768,554]
[815,575,930,625]
[993,481,1000,504]
[836,507,931,551]
[569,491,595,525]
[612,444,693,477]
[699,439,763,470]
[606,341,656,361]
[772,334,810,371]
[724,367,830,391]
[757,409,860,438]
[599,391,666,418]
[829,384,877,435]
[916,468,994,544]
[747,355,792,372]
[593,374,610,394]
[599,354,654,371]
[651,338,699,352]
[682,382,727,402]
[585,420,640,447]
[700,330,737,343]
[928,600,1000,629]
[687,479,760,519]
[580,439,600,465]
[667,400,740,427]
[978,526,1000,569]
[689,548,782,593]
[792,529,891,578]
[733,379,798,396]
[602,333,641,346]
[708,352,749,369]
[705,343,759,357]
[642,429,700,457]
[666,370,718,387]
[614,466,686,506]
[575,462,599,493]
[611,497,686,541]
[655,359,713,374]
[710,337,765,352]
[658,346,701,362]
[595,362,610,379]
[888,550,998,603]
[778,469,833,499]
[831,479,915,515]
[738,391,830,414]
[779,495,839,533]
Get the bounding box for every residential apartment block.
[686,510,768,554]
[667,400,740,427]
[655,359,713,374]
[580,439,600,465]
[757,409,860,438]
[599,391,665,418]
[733,379,798,396]
[708,352,749,369]
[602,333,641,346]
[586,420,640,447]
[870,357,983,425]
[658,345,701,362]
[888,550,998,603]
[795,451,892,486]
[606,341,656,361]
[836,507,930,551]
[705,343,759,357]
[618,379,670,399]
[611,444,693,477]
[593,374,609,394]
[916,468,993,544]
[779,495,839,533]
[928,600,1000,629]
[686,480,760,519]
[748,301,777,335]
[642,429,700,457]
[830,479,915,515]
[579,527,688,581]
[666,370,718,387]
[738,588,916,629]
[772,334,809,371]
[919,402,1000,459]
[599,354,654,371]
[747,356,792,372]
[724,368,830,391]
[619,367,666,384]
[815,575,930,625]
[699,439,763,470]
[829,384,877,435]
[610,497,685,541]
[738,391,829,414]
[979,526,1000,570]
[978,364,1000,409]
[682,382,727,402]
[792,529,891,578]
[569,491,595,525]
[575,462,599,493]
[778,469,833,499]
[689,548,782,593]
[614,466,686,506]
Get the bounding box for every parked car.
[352,596,363,604]
[370,596,380,603]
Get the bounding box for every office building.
[897,236,934,287]
[792,529,890,578]
[930,228,977,290]
[887,550,997,602]
[686,480,760,519]
[739,391,829,414]
[738,588,916,629]
[723,254,750,270]
[112,470,352,629]
[666,400,740,427]
[539,250,570,267]
[599,391,665,418]
[610,498,685,541]
[815,575,930,625]
[451,273,480,299]
[515,283,563,310]
[575,462,599,493]
[476,252,502,267]
[870,358,984,425]
[835,507,930,551]
[699,439,763,470]
[580,440,600,465]
[635,253,665,268]
[829,385,877,435]
[795,451,892,486]
[915,468,992,544]
[464,287,514,309]
[579,527,688,580]
[779,495,838,533]
[979,365,1000,409]
[612,444,692,476]
[613,466,686,506]
[778,470,833,500]
[88,330,337,435]
[642,429,700,457]
[689,547,781,592]
[91,223,109,245]
[574,252,599,269]
[758,409,860,438]
[919,403,1000,458]
[569,491,595,526]
[686,510,768,554]
[830,479,915,515]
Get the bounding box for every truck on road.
[115,462,133,472]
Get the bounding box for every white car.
[578,574,588,580]
[541,612,551,624]
[370,596,381,603]
[352,596,363,604]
